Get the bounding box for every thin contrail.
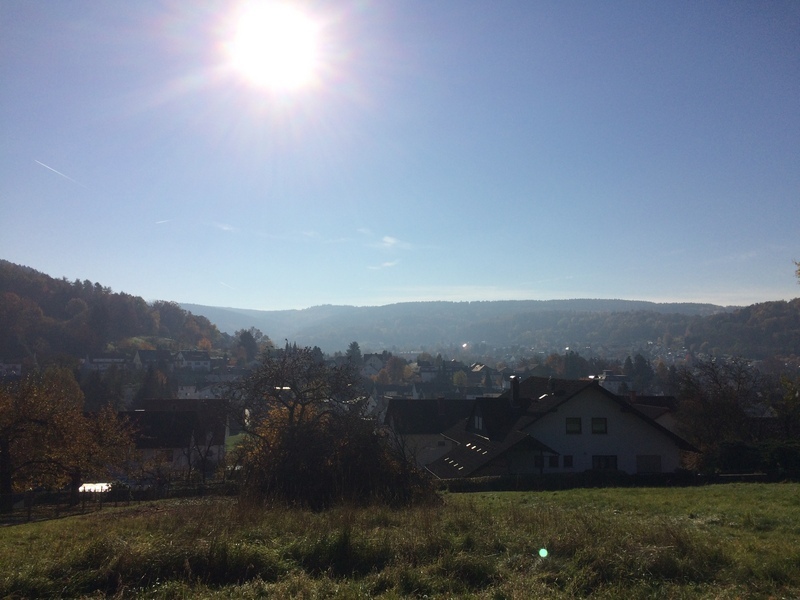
[219,281,236,290]
[34,160,83,186]
[155,219,172,225]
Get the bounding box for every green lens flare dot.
[539,548,548,558]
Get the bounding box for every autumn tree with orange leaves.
[0,368,133,511]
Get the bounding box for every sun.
[227,2,321,91]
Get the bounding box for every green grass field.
[1,483,798,598]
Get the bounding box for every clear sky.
[2,1,798,310]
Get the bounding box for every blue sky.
[2,1,798,310]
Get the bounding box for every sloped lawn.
[1,483,798,598]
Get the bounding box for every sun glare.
[227,3,321,91]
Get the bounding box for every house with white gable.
[361,354,385,378]
[176,351,211,372]
[426,376,697,479]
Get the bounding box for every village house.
[425,376,697,479]
[81,353,128,373]
[596,369,631,394]
[132,349,174,371]
[361,354,385,379]
[122,398,228,481]
[626,393,680,435]
[176,351,212,372]
[383,397,475,467]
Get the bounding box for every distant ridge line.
[180,298,737,353]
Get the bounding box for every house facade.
[176,351,211,372]
[133,349,174,371]
[426,376,697,479]
[521,385,686,474]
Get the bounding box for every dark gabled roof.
[427,428,557,479]
[372,383,414,397]
[135,349,173,362]
[384,397,474,435]
[466,377,593,441]
[627,395,678,411]
[122,402,226,449]
[518,376,594,403]
[124,411,197,449]
[88,353,127,362]
[179,351,211,361]
[632,403,671,421]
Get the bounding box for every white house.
[426,376,697,479]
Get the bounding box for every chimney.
[510,375,520,407]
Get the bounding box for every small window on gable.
[548,455,559,468]
[591,417,608,434]
[566,417,582,434]
[534,455,543,467]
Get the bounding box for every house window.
[534,455,543,468]
[474,415,483,430]
[563,455,573,468]
[566,417,582,434]
[548,455,559,468]
[592,455,618,470]
[591,417,608,434]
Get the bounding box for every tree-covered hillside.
[183,299,800,362]
[0,260,222,364]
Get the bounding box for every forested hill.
[181,298,800,360]
[2,260,798,363]
[0,260,222,363]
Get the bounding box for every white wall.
[526,387,682,474]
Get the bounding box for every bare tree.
[226,346,433,508]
